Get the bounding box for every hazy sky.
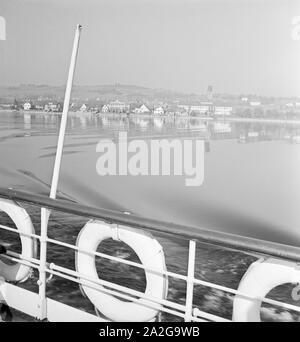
[0,0,300,96]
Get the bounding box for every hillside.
[0,84,201,104]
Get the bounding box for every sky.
[0,0,300,97]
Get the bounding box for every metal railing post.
[185,239,196,322]
[37,207,49,320]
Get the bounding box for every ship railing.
[0,187,299,322]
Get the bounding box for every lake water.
[1,111,300,248]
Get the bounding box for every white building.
[187,105,210,114]
[179,103,232,116]
[250,101,261,106]
[135,104,151,114]
[196,105,210,114]
[80,104,88,112]
[153,106,164,115]
[108,100,129,113]
[45,102,62,112]
[101,104,109,113]
[23,102,32,111]
[248,131,259,138]
[189,102,213,114]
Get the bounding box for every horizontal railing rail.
[0,187,300,262]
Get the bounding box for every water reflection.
[2,112,299,145]
[23,113,31,130]
[153,117,164,129]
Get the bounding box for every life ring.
[0,199,37,283]
[232,258,300,322]
[75,220,168,322]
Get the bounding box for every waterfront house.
[178,102,214,115]
[44,102,62,112]
[153,106,165,115]
[23,102,32,111]
[108,100,130,113]
[286,103,294,108]
[195,105,210,114]
[11,99,20,110]
[175,107,189,116]
[89,107,99,114]
[101,104,109,113]
[166,105,187,116]
[80,103,88,112]
[135,104,151,114]
[250,101,261,106]
[190,103,213,115]
[179,102,232,116]
[0,103,13,110]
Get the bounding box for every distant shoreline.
[1,109,300,125]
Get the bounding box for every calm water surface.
[0,111,300,246]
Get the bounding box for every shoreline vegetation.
[1,108,300,125]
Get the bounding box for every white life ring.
[0,199,37,283]
[233,258,300,322]
[75,220,168,322]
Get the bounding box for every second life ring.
[75,220,168,322]
[232,258,300,322]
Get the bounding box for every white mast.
[50,24,82,199]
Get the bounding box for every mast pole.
[50,24,82,199]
